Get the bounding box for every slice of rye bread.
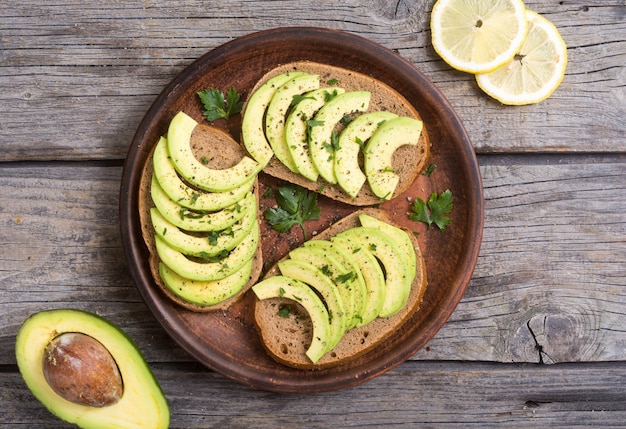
[253,207,428,369]
[243,61,431,206]
[138,123,263,312]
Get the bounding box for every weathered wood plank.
[414,154,626,363]
[1,156,624,367]
[1,1,624,161]
[2,361,626,428]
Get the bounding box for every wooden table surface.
[1,0,625,427]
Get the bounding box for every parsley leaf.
[197,87,243,122]
[278,304,291,317]
[422,163,437,176]
[263,184,321,239]
[409,189,453,231]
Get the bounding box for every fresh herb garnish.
[335,272,355,284]
[324,89,340,102]
[196,249,230,262]
[291,93,315,107]
[323,131,341,155]
[263,184,321,239]
[306,119,324,142]
[410,189,453,231]
[197,87,243,122]
[278,304,291,317]
[423,163,437,177]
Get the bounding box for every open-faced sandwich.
[138,60,430,367]
[241,61,430,205]
[138,114,263,312]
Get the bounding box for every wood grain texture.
[1,0,625,425]
[1,0,624,162]
[413,154,626,364]
[3,361,626,428]
[2,157,624,366]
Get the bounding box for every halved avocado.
[15,309,169,429]
[334,111,398,198]
[309,91,371,184]
[285,87,346,181]
[364,116,423,199]
[167,111,260,192]
[265,73,320,172]
[252,276,331,363]
[241,71,306,167]
[277,258,347,349]
[150,175,253,232]
[152,136,254,212]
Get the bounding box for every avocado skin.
[15,309,170,429]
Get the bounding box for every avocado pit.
[43,332,123,407]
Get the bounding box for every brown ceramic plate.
[120,27,483,393]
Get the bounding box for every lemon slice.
[476,10,568,105]
[431,0,528,73]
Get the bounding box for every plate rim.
[120,26,484,393]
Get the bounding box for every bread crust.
[242,61,430,206]
[253,208,427,369]
[138,124,263,312]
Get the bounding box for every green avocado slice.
[152,136,255,212]
[150,175,253,232]
[159,259,253,307]
[15,309,169,429]
[167,111,260,192]
[285,87,345,181]
[150,202,256,258]
[241,71,306,167]
[364,116,423,199]
[334,111,398,198]
[288,246,354,333]
[253,276,332,363]
[330,236,386,325]
[336,226,414,318]
[309,91,371,184]
[358,213,417,282]
[302,239,368,329]
[265,73,320,172]
[278,258,347,349]
[154,220,259,282]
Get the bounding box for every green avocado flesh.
[241,69,427,200]
[277,258,347,349]
[309,90,371,184]
[334,111,398,198]
[160,258,253,306]
[152,136,255,212]
[253,276,332,363]
[15,309,169,429]
[255,216,417,364]
[285,87,346,181]
[242,71,307,167]
[168,111,260,192]
[364,116,423,199]
[265,73,321,172]
[150,175,253,232]
[336,226,414,317]
[155,219,259,282]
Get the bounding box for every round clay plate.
[120,27,483,393]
